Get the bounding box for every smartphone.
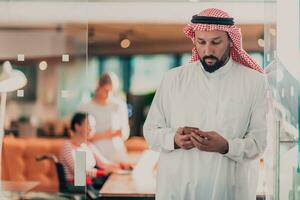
[185,127,209,140]
[183,126,199,135]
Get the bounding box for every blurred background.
[0,1,298,200]
[0,2,267,138]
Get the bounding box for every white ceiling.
[0,2,276,26]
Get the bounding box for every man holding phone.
[143,8,267,200]
[175,127,229,154]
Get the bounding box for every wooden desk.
[100,151,269,200]
[1,181,40,193]
[100,173,155,199]
[0,181,40,200]
[100,151,155,200]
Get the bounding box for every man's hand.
[174,128,195,150]
[190,130,229,154]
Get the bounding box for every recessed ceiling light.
[120,38,131,48]
[39,61,48,71]
[258,38,264,47]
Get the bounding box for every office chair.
[36,154,98,200]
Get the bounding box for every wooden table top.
[100,151,156,197]
[100,151,269,198]
[0,181,40,193]
[100,172,155,197]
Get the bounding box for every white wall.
[0,2,275,25]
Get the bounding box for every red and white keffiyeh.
[183,8,263,73]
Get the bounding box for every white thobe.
[143,58,267,200]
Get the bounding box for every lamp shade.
[0,61,27,92]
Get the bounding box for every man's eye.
[198,41,206,45]
[212,41,221,45]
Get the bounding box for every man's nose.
[204,45,214,56]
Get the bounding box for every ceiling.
[86,23,264,55]
[0,2,275,25]
[0,1,271,57]
[0,22,264,58]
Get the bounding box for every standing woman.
[78,73,130,163]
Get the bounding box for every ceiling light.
[39,61,47,71]
[120,38,131,48]
[258,38,264,47]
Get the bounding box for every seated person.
[60,112,132,190]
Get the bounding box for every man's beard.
[200,47,230,73]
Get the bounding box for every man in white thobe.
[143,8,267,200]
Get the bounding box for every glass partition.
[0,1,287,200]
[265,0,299,199]
[0,2,89,199]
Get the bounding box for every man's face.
[194,30,231,73]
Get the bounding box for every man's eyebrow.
[197,36,222,41]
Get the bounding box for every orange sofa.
[1,136,147,192]
[2,136,65,192]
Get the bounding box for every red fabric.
[96,169,106,177]
[183,8,263,73]
[86,177,93,185]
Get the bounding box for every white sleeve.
[224,75,268,163]
[143,73,176,152]
[89,143,113,165]
[120,100,130,141]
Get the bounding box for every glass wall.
[0,2,90,199]
[0,1,280,200]
[265,0,299,199]
[130,54,175,95]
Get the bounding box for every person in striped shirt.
[60,112,124,189]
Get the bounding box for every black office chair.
[36,154,98,200]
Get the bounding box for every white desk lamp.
[0,61,27,181]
